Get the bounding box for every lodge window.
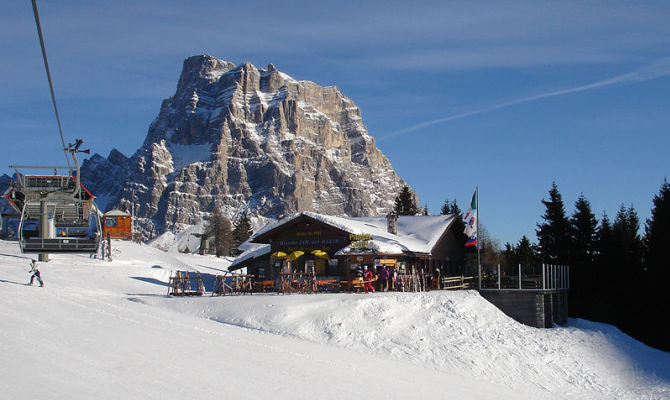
[104,217,117,227]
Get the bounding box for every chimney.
[386,211,398,235]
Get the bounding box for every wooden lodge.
[229,211,464,287]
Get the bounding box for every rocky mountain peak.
[81,55,407,238]
[176,54,235,93]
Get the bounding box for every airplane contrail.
[384,57,670,139]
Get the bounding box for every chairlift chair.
[11,140,103,254]
[18,196,101,253]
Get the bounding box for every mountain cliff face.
[82,55,407,237]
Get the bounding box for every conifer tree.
[570,194,598,264]
[232,214,254,253]
[608,204,643,328]
[536,182,570,263]
[644,180,670,283]
[502,242,515,267]
[641,180,670,351]
[502,236,536,270]
[593,211,615,320]
[440,199,450,215]
[441,198,467,247]
[515,235,536,268]
[612,204,643,277]
[205,208,232,257]
[568,194,598,317]
[394,185,418,216]
[596,211,613,270]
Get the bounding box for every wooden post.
[107,232,112,261]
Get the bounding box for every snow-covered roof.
[250,211,455,256]
[230,240,271,268]
[104,209,131,217]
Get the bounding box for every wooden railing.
[439,275,476,290]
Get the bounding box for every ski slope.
[0,239,668,399]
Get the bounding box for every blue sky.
[2,0,669,245]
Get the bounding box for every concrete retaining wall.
[479,289,568,328]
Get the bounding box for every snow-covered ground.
[0,239,668,399]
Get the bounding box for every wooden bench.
[253,280,275,292]
[340,279,364,292]
[316,279,340,292]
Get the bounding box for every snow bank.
[148,291,670,399]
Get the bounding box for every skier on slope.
[28,259,44,287]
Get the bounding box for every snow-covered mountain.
[81,55,406,238]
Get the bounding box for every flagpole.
[476,186,481,291]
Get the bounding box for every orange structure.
[103,210,132,240]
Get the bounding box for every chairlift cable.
[30,0,70,168]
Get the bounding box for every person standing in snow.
[28,259,44,287]
[379,265,389,292]
[363,265,375,294]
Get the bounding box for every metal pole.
[542,263,546,290]
[567,265,570,289]
[518,264,522,289]
[553,265,556,289]
[497,263,501,289]
[561,265,565,289]
[39,196,49,262]
[476,187,481,291]
[131,189,135,239]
